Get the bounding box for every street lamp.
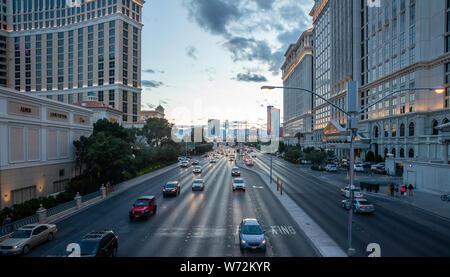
[261,82,444,256]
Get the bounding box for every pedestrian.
[2,214,12,226]
[110,182,115,192]
[394,185,399,197]
[408,184,414,197]
[401,185,407,198]
[390,184,395,197]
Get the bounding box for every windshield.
[135,201,149,206]
[12,229,32,238]
[232,168,239,171]
[242,224,264,235]
[78,240,100,256]
[165,184,176,188]
[357,200,371,205]
[193,180,203,184]
[234,179,244,183]
[195,166,201,169]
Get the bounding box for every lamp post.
[261,82,444,256]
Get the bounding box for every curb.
[237,160,347,257]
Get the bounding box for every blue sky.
[140,0,313,126]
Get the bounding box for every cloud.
[143,69,165,74]
[184,0,313,75]
[185,0,242,36]
[141,80,164,88]
[232,72,267,83]
[185,46,198,60]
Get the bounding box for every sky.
[140,0,314,127]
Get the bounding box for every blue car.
[239,218,266,251]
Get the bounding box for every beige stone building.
[0,87,93,209]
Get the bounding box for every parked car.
[192,179,205,191]
[162,181,180,197]
[0,224,58,255]
[325,164,338,172]
[340,186,364,198]
[371,165,386,174]
[239,218,266,251]
[193,165,202,174]
[129,196,157,220]
[73,230,118,257]
[362,162,376,168]
[341,198,375,214]
[231,167,241,177]
[232,178,246,191]
[354,164,365,172]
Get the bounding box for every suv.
[232,178,246,191]
[129,196,157,220]
[74,230,119,257]
[192,179,205,191]
[239,218,266,251]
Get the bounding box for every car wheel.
[163,194,166,198]
[112,247,118,257]
[129,216,134,221]
[22,245,30,255]
[153,206,157,214]
[47,232,54,241]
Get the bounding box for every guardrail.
[0,214,39,237]
[81,190,101,202]
[46,200,77,218]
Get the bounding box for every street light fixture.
[260,82,445,256]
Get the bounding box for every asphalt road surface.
[252,152,450,257]
[27,155,318,257]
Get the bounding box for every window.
[391,148,396,158]
[408,122,415,136]
[374,126,379,138]
[400,148,405,158]
[432,120,439,135]
[400,123,405,137]
[408,148,414,158]
[392,124,397,137]
[384,125,389,137]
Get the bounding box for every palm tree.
[294,132,304,150]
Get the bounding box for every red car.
[129,196,157,221]
[245,159,254,166]
[371,167,386,175]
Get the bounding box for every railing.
[81,190,101,202]
[46,200,77,218]
[0,214,39,237]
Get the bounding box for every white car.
[325,164,337,172]
[354,164,365,172]
[340,186,364,198]
[192,179,205,191]
[232,178,246,191]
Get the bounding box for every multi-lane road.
[28,154,318,257]
[251,151,450,257]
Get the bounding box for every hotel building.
[0,0,144,124]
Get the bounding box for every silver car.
[232,178,246,191]
[341,198,375,214]
[0,224,57,255]
[192,179,205,191]
[239,218,266,251]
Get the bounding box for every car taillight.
[360,206,364,209]
[116,236,119,240]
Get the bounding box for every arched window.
[408,148,415,158]
[384,125,389,137]
[400,148,405,158]
[432,120,439,135]
[391,148,396,157]
[443,118,449,124]
[374,126,379,138]
[392,124,397,137]
[384,148,388,157]
[409,122,415,137]
[400,123,405,137]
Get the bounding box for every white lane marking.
[270,225,296,235]
[253,186,264,189]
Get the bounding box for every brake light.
[116,236,119,240]
[360,206,364,209]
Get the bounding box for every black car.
[191,160,199,165]
[163,181,181,197]
[231,167,241,176]
[74,230,118,257]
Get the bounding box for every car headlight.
[262,240,266,244]
[241,240,246,244]
[13,245,18,249]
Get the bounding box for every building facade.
[1,0,143,124]
[0,87,93,209]
[281,28,314,146]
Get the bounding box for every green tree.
[73,135,89,175]
[305,149,328,166]
[141,118,173,147]
[375,154,384,163]
[365,151,375,162]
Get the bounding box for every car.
[129,196,157,220]
[325,164,337,172]
[229,154,235,161]
[209,157,216,163]
[232,178,246,191]
[341,186,364,198]
[245,159,254,166]
[192,179,205,191]
[162,181,180,197]
[180,160,190,167]
[191,159,199,165]
[193,165,202,174]
[231,167,241,176]
[341,198,375,214]
[239,218,266,251]
[371,167,386,174]
[362,162,376,168]
[73,230,119,257]
[354,164,365,172]
[0,224,58,255]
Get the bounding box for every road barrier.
[0,214,39,237]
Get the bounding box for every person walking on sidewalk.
[408,184,414,197]
[390,184,395,197]
[109,182,115,192]
[401,185,407,199]
[394,185,399,198]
